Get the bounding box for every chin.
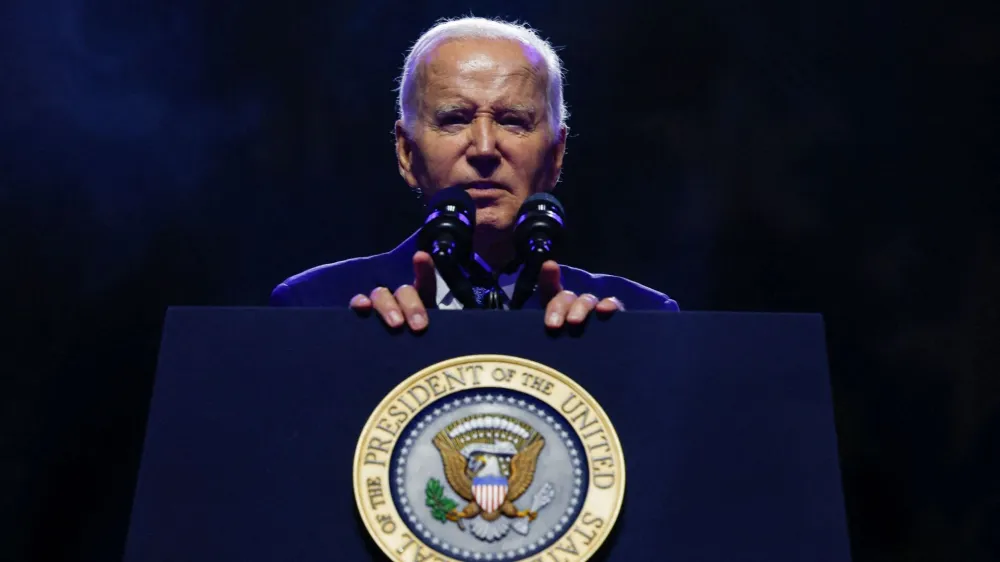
[473,208,516,234]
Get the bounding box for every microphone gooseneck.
[417,186,481,309]
[510,193,567,309]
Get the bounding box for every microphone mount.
[510,193,566,310]
[417,187,481,309]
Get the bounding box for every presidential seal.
[354,355,625,562]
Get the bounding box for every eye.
[498,114,532,130]
[437,112,470,127]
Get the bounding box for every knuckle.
[399,297,421,312]
[369,286,392,301]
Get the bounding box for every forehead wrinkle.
[429,64,544,96]
[421,77,544,110]
[412,39,551,123]
[427,63,541,93]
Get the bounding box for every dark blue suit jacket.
[270,232,679,311]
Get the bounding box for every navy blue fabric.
[269,232,679,311]
[123,308,850,562]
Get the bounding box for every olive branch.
[425,478,459,523]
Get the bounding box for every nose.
[467,116,501,178]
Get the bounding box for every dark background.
[1,0,997,561]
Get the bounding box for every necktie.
[465,260,514,310]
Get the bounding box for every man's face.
[396,38,567,237]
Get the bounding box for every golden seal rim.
[352,353,626,561]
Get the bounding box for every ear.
[542,124,568,191]
[395,120,420,189]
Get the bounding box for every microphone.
[510,193,567,309]
[417,186,480,309]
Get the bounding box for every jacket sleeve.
[657,295,681,311]
[601,276,679,312]
[269,282,298,306]
[626,291,679,311]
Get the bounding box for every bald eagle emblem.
[427,414,556,541]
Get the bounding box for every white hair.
[397,16,568,136]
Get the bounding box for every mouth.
[463,181,510,193]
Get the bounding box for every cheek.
[502,134,550,163]
[418,138,466,181]
[503,142,550,179]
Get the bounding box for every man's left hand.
[538,260,623,328]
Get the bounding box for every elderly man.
[270,17,678,328]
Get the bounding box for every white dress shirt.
[434,254,521,310]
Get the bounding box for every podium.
[123,308,851,561]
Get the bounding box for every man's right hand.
[349,251,436,331]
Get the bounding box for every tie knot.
[464,259,506,310]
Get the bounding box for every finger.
[394,284,428,331]
[565,293,600,324]
[545,290,578,329]
[369,286,404,328]
[537,260,563,305]
[595,297,624,314]
[413,251,437,307]
[349,293,372,310]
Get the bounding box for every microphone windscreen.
[519,192,565,217]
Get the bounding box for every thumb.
[537,260,563,305]
[413,251,437,307]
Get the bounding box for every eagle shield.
[472,475,509,514]
[430,413,549,539]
